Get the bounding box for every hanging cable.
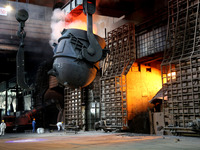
[26,0,29,12]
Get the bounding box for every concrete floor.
[0,131,200,150]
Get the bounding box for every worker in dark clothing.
[32,118,36,133]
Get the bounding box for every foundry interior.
[0,0,200,136]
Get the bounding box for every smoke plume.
[49,8,97,48]
[49,8,66,47]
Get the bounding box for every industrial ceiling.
[9,0,167,19]
[0,0,167,84]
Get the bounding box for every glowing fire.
[65,12,97,34]
[50,9,97,47]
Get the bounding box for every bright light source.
[90,108,95,114]
[167,72,176,80]
[5,5,12,11]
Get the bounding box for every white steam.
[49,8,66,47]
[49,8,101,49]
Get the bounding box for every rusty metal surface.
[64,87,83,128]
[100,23,136,129]
[161,0,200,129]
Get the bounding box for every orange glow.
[162,74,167,84]
[126,62,162,121]
[167,72,176,80]
[65,12,97,34]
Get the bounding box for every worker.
[32,118,36,133]
[0,120,6,136]
[56,121,63,131]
